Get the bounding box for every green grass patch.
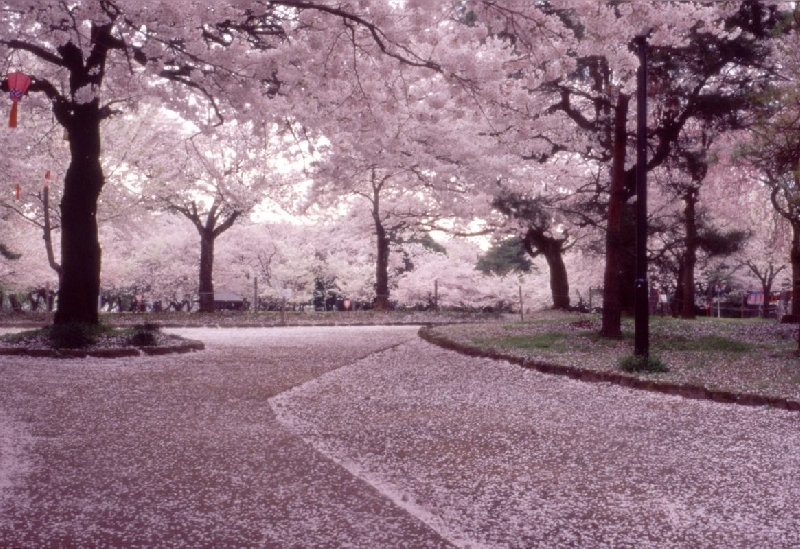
[479,330,622,352]
[495,332,572,351]
[655,335,754,353]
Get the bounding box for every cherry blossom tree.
[216,221,321,308]
[304,47,502,309]
[650,134,751,319]
[477,0,779,337]
[132,117,297,312]
[217,218,385,310]
[99,215,198,312]
[736,89,800,317]
[0,0,450,325]
[489,154,604,310]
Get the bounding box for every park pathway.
[0,326,451,548]
[0,326,799,548]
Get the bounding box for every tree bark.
[791,222,800,318]
[371,173,392,311]
[601,94,630,339]
[524,230,570,309]
[374,221,391,311]
[54,103,104,325]
[680,188,698,319]
[198,231,215,313]
[545,248,570,310]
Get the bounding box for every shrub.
[127,323,161,347]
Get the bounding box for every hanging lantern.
[45,170,51,180]
[7,72,32,128]
[15,183,20,200]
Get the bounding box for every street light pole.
[634,31,650,358]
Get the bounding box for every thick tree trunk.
[544,248,570,310]
[374,222,391,311]
[681,189,698,319]
[54,104,104,325]
[198,232,215,313]
[791,223,800,318]
[601,94,630,339]
[524,230,570,310]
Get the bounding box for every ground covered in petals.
[272,336,800,548]
[1,324,798,548]
[0,326,450,548]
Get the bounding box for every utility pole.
[634,30,650,358]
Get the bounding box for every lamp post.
[634,31,650,358]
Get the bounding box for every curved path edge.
[418,325,800,413]
[0,339,204,359]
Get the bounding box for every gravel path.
[1,326,799,548]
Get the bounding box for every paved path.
[0,326,450,548]
[1,326,799,548]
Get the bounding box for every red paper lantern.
[7,72,31,128]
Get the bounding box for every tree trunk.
[544,247,570,310]
[792,223,800,318]
[374,222,391,311]
[54,103,104,325]
[371,174,392,311]
[198,231,215,313]
[761,276,774,319]
[681,188,698,319]
[601,94,630,339]
[794,226,800,350]
[524,230,570,310]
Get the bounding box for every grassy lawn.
[429,312,800,403]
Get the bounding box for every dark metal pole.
[634,32,649,358]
